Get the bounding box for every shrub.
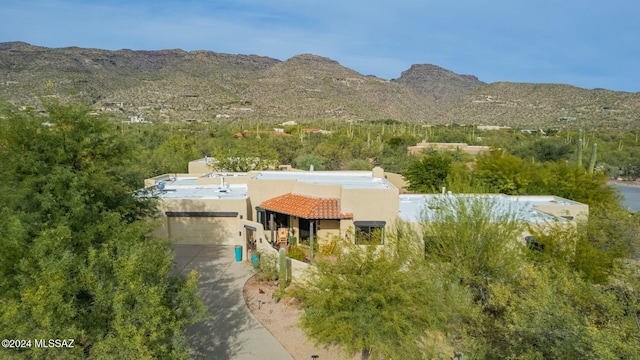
[287,246,306,262]
[256,251,279,281]
[319,235,339,256]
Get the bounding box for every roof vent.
[157,181,166,191]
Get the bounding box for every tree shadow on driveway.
[172,244,293,360]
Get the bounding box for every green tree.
[534,161,617,207]
[149,133,199,173]
[295,223,473,359]
[312,141,350,170]
[294,153,326,170]
[473,150,532,194]
[404,153,453,193]
[344,158,373,170]
[0,102,206,359]
[416,195,640,358]
[512,138,574,162]
[420,196,528,303]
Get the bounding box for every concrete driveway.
[172,244,293,360]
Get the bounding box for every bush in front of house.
[256,251,279,281]
[287,246,306,262]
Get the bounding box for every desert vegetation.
[2,42,640,130]
[1,98,639,359]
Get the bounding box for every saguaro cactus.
[279,248,287,288]
[588,143,598,174]
[577,129,583,167]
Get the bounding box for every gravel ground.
[243,275,359,360]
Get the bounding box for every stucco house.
[143,158,588,265]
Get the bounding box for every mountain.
[393,64,486,107]
[1,42,638,129]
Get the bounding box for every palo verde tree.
[403,152,453,193]
[0,102,206,359]
[420,195,529,305]
[419,195,640,358]
[295,222,474,360]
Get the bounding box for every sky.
[1,0,639,92]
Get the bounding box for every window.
[354,221,385,245]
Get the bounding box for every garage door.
[167,212,238,245]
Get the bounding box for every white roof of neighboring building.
[252,171,394,189]
[398,194,567,223]
[507,195,581,206]
[155,184,248,199]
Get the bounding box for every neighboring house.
[187,157,278,173]
[143,159,588,266]
[302,128,332,135]
[407,141,490,156]
[126,115,152,124]
[477,125,512,131]
[399,193,588,241]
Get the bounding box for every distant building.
[126,115,151,124]
[520,129,546,135]
[103,101,124,108]
[407,141,490,156]
[302,128,332,134]
[477,125,512,131]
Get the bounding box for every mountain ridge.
[1,42,638,129]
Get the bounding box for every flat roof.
[398,194,567,223]
[203,173,248,179]
[252,171,394,189]
[152,176,199,185]
[507,195,581,206]
[192,157,214,163]
[154,184,248,200]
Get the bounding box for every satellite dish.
[157,181,166,191]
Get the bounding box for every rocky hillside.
[393,64,486,107]
[1,42,638,130]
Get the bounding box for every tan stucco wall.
[533,204,589,222]
[188,160,212,174]
[384,172,409,191]
[247,178,297,219]
[154,198,248,245]
[291,181,341,198]
[144,173,192,188]
[288,258,311,284]
[341,187,399,223]
[159,197,248,215]
[317,219,341,241]
[196,175,248,186]
[340,219,355,240]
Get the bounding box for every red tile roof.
[259,193,352,219]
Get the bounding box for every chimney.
[372,166,384,178]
